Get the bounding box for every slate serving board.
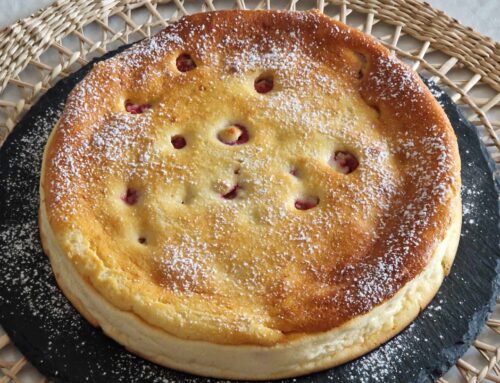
[0,45,499,383]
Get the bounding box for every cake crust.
[40,9,461,378]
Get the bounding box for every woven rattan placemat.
[0,1,499,382]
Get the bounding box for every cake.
[39,9,461,379]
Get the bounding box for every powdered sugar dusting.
[39,10,461,339]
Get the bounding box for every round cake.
[39,9,462,380]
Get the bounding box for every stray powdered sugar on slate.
[0,103,88,378]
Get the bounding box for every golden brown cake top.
[42,10,460,345]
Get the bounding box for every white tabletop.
[0,1,497,382]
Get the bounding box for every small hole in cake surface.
[171,135,186,149]
[295,196,319,210]
[354,51,368,79]
[330,151,359,174]
[138,237,147,244]
[290,168,298,177]
[176,54,196,72]
[217,124,249,145]
[254,76,274,94]
[125,101,151,114]
[122,188,139,205]
[222,184,240,200]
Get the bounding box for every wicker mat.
[0,0,499,382]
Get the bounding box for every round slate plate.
[0,45,499,383]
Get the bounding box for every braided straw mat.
[0,0,499,382]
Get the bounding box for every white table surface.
[0,1,497,382]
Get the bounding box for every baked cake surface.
[40,9,461,379]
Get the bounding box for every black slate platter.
[0,43,499,383]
